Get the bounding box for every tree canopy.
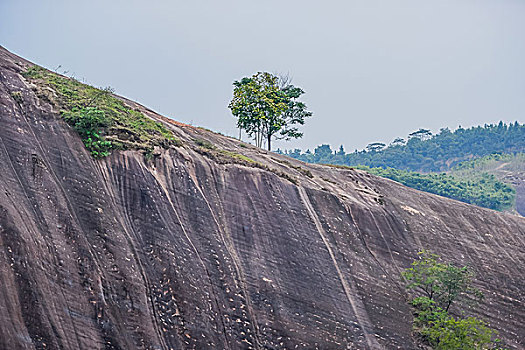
[282,122,524,172]
[402,250,483,312]
[402,251,502,349]
[228,72,312,151]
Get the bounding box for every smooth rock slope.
[0,46,524,349]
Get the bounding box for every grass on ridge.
[22,65,178,158]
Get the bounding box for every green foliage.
[63,107,112,158]
[308,162,516,211]
[278,129,520,211]
[355,166,515,211]
[454,153,516,171]
[229,72,311,151]
[279,84,312,140]
[285,156,516,211]
[453,153,525,175]
[411,297,498,350]
[403,251,502,349]
[423,314,497,350]
[22,65,177,158]
[283,122,524,172]
[402,250,482,311]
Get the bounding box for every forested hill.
[281,122,524,172]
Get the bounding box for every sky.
[1,0,524,152]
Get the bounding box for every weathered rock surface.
[0,46,524,349]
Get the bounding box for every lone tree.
[402,250,483,312]
[228,72,312,151]
[402,250,502,349]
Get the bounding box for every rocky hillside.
[0,46,524,349]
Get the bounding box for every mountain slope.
[0,46,524,349]
[453,153,525,215]
[349,165,516,212]
[282,135,525,213]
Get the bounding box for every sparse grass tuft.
[10,91,23,104]
[273,158,314,178]
[321,177,336,184]
[219,150,258,164]
[270,169,298,184]
[195,147,298,184]
[194,138,215,150]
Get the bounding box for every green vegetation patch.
[453,153,525,173]
[354,165,515,211]
[412,304,500,350]
[403,251,505,349]
[283,122,524,172]
[22,65,178,158]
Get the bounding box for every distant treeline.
[279,122,524,172]
[277,122,523,211]
[353,165,515,211]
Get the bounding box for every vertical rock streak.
[184,164,262,349]
[297,186,382,350]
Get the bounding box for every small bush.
[62,107,112,158]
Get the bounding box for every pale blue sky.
[1,0,524,151]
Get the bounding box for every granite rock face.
[0,46,524,350]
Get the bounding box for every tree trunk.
[267,134,271,151]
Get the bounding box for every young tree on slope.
[402,250,502,349]
[228,72,312,151]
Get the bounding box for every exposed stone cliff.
[0,46,524,349]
